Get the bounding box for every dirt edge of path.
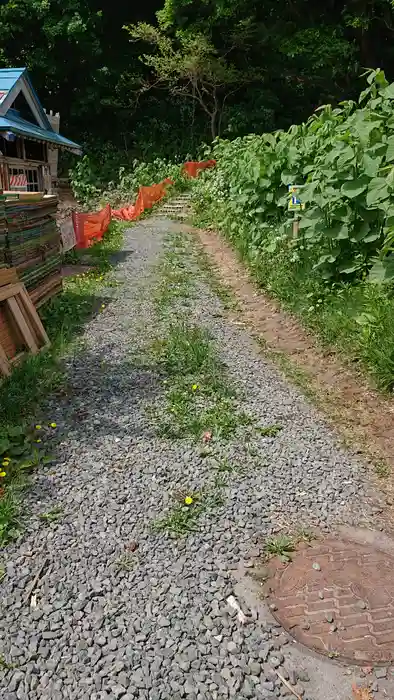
[191,225,394,502]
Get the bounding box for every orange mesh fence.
[73,204,112,250]
[182,160,216,178]
[112,178,174,221]
[72,161,216,243]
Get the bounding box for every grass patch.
[0,220,124,546]
[154,233,194,314]
[239,242,394,392]
[151,321,249,441]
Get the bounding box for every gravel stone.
[375,667,387,679]
[0,218,380,700]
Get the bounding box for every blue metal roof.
[0,68,24,95]
[0,112,81,153]
[0,67,81,153]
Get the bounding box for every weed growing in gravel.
[212,457,236,473]
[265,535,295,562]
[296,527,315,544]
[153,488,224,537]
[374,461,390,478]
[257,424,283,438]
[154,234,195,314]
[0,655,16,670]
[114,553,137,572]
[39,506,64,524]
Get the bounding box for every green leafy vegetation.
[70,156,191,208]
[0,222,124,546]
[192,70,394,390]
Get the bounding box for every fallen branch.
[275,670,303,700]
[24,557,49,605]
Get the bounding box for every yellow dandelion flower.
[50,422,57,429]
[35,425,42,430]
[192,384,199,391]
[0,471,6,478]
[36,439,42,444]
[184,496,193,506]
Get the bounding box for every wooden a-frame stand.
[0,269,50,377]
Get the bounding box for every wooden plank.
[18,288,50,346]
[0,268,18,287]
[6,296,38,353]
[0,341,11,376]
[0,283,22,303]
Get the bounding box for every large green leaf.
[339,263,358,274]
[326,223,349,240]
[386,135,394,162]
[368,256,394,283]
[381,83,394,99]
[281,171,296,185]
[366,178,390,206]
[364,232,381,242]
[341,178,369,198]
[362,153,381,177]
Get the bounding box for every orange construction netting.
[182,160,216,178]
[112,177,174,221]
[73,203,111,249]
[73,160,216,248]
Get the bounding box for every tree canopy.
[0,0,394,162]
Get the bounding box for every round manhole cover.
[268,538,394,665]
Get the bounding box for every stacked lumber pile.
[0,197,6,269]
[1,193,62,307]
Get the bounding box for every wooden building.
[0,68,81,193]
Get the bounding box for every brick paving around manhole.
[267,538,394,665]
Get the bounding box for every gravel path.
[0,219,382,700]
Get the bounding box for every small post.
[293,212,299,238]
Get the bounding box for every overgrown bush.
[192,69,394,389]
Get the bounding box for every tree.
[126,23,255,139]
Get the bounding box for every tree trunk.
[210,110,218,140]
[210,90,219,140]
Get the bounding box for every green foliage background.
[1,1,394,390]
[191,69,394,389]
[1,0,394,163]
